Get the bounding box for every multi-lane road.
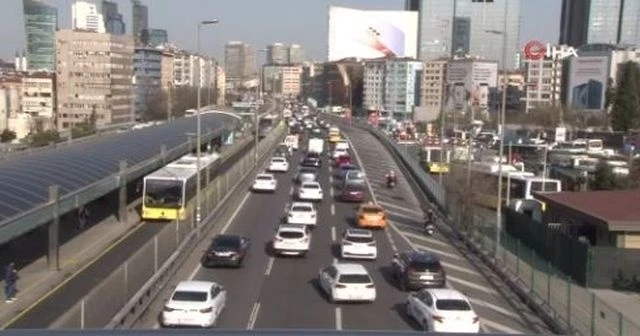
[135,123,544,333]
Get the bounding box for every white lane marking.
[330,203,335,215]
[481,319,525,334]
[264,257,275,276]
[329,175,333,184]
[384,228,398,253]
[400,230,450,248]
[188,192,251,282]
[331,226,336,242]
[440,261,482,278]
[385,209,424,223]
[469,298,523,319]
[335,307,343,330]
[329,188,334,197]
[283,202,290,214]
[447,275,499,295]
[289,186,294,195]
[333,257,338,264]
[246,302,261,330]
[411,241,463,261]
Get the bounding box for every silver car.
[343,170,366,187]
[295,167,318,184]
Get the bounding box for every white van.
[308,138,324,154]
[335,140,349,151]
[285,135,299,150]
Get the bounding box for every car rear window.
[172,290,208,302]
[303,184,319,189]
[256,176,272,181]
[272,158,285,162]
[410,261,442,272]
[435,299,472,311]
[346,236,373,243]
[279,231,304,239]
[292,205,312,212]
[345,184,365,191]
[347,171,364,179]
[338,274,372,284]
[362,207,382,214]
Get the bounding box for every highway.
[135,124,542,333]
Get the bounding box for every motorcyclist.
[424,209,436,234]
[385,170,397,187]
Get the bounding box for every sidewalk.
[0,203,141,328]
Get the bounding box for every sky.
[1,0,561,62]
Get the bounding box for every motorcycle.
[424,224,435,236]
[386,178,396,188]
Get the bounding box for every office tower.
[560,0,640,46]
[288,44,305,64]
[144,29,168,46]
[72,1,105,33]
[132,0,149,45]
[56,30,135,130]
[406,0,520,70]
[102,0,125,35]
[224,41,255,90]
[267,43,288,65]
[363,58,423,120]
[22,0,57,71]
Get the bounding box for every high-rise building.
[406,0,520,70]
[23,0,57,71]
[415,58,447,121]
[522,53,563,114]
[267,43,288,65]
[363,58,423,120]
[144,29,168,46]
[72,1,105,33]
[102,0,125,35]
[560,0,640,46]
[262,65,303,96]
[224,41,255,90]
[288,44,305,64]
[132,0,149,45]
[133,46,162,118]
[55,29,135,130]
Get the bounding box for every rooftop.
[535,189,640,231]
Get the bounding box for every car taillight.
[163,306,175,312]
[359,215,365,220]
[432,315,444,323]
[365,284,375,288]
[472,316,479,324]
[335,284,347,288]
[200,307,213,313]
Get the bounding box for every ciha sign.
[523,40,578,60]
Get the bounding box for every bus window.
[507,179,526,199]
[530,181,560,193]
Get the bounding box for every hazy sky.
[1,0,560,62]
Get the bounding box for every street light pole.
[195,19,218,232]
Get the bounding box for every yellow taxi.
[356,203,387,229]
[329,134,341,143]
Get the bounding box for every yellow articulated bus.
[142,152,220,221]
[420,146,452,174]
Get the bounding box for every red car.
[334,155,352,167]
[340,183,366,202]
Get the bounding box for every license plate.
[421,275,434,280]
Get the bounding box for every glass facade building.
[407,0,521,70]
[23,0,57,71]
[132,0,149,45]
[144,29,168,46]
[561,0,640,46]
[102,0,125,35]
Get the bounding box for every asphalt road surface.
[135,125,540,333]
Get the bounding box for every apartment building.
[133,46,161,118]
[262,65,303,96]
[55,29,134,130]
[415,58,447,122]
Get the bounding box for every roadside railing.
[50,122,286,329]
[327,115,640,336]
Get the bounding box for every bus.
[420,146,451,174]
[142,152,220,221]
[470,162,562,210]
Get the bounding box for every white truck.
[307,138,324,154]
[285,135,299,150]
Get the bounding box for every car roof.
[345,228,373,237]
[174,280,216,292]
[291,202,314,208]
[334,263,369,274]
[405,250,440,263]
[425,288,468,301]
[278,224,307,232]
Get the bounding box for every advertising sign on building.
[328,6,418,61]
[446,60,498,110]
[567,56,609,111]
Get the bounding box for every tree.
[590,161,626,190]
[144,89,168,121]
[30,130,60,147]
[0,129,16,143]
[611,61,640,132]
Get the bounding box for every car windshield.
[256,176,272,181]
[292,205,312,212]
[172,290,208,302]
[362,207,382,214]
[346,235,373,243]
[338,274,371,284]
[435,299,472,311]
[279,231,304,239]
[213,237,240,250]
[144,179,183,208]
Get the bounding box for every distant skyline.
[1,0,560,62]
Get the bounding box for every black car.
[301,153,321,167]
[201,234,250,268]
[392,251,446,290]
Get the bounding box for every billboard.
[567,56,609,110]
[328,6,418,61]
[446,61,498,110]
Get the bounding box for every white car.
[272,224,311,257]
[161,281,227,328]
[297,181,323,201]
[331,148,348,159]
[340,229,377,260]
[318,263,376,303]
[406,288,480,333]
[335,140,349,151]
[252,173,277,192]
[268,157,289,172]
[287,202,317,226]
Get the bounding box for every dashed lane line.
[264,257,275,276]
[469,298,523,320]
[447,275,500,296]
[331,226,336,242]
[335,307,343,331]
[246,302,261,330]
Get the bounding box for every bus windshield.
[144,179,184,208]
[530,180,560,193]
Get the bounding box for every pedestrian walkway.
[0,203,141,328]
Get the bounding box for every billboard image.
[446,61,498,110]
[328,6,418,61]
[567,56,609,110]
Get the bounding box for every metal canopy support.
[118,161,128,223]
[47,185,60,271]
[160,145,167,164]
